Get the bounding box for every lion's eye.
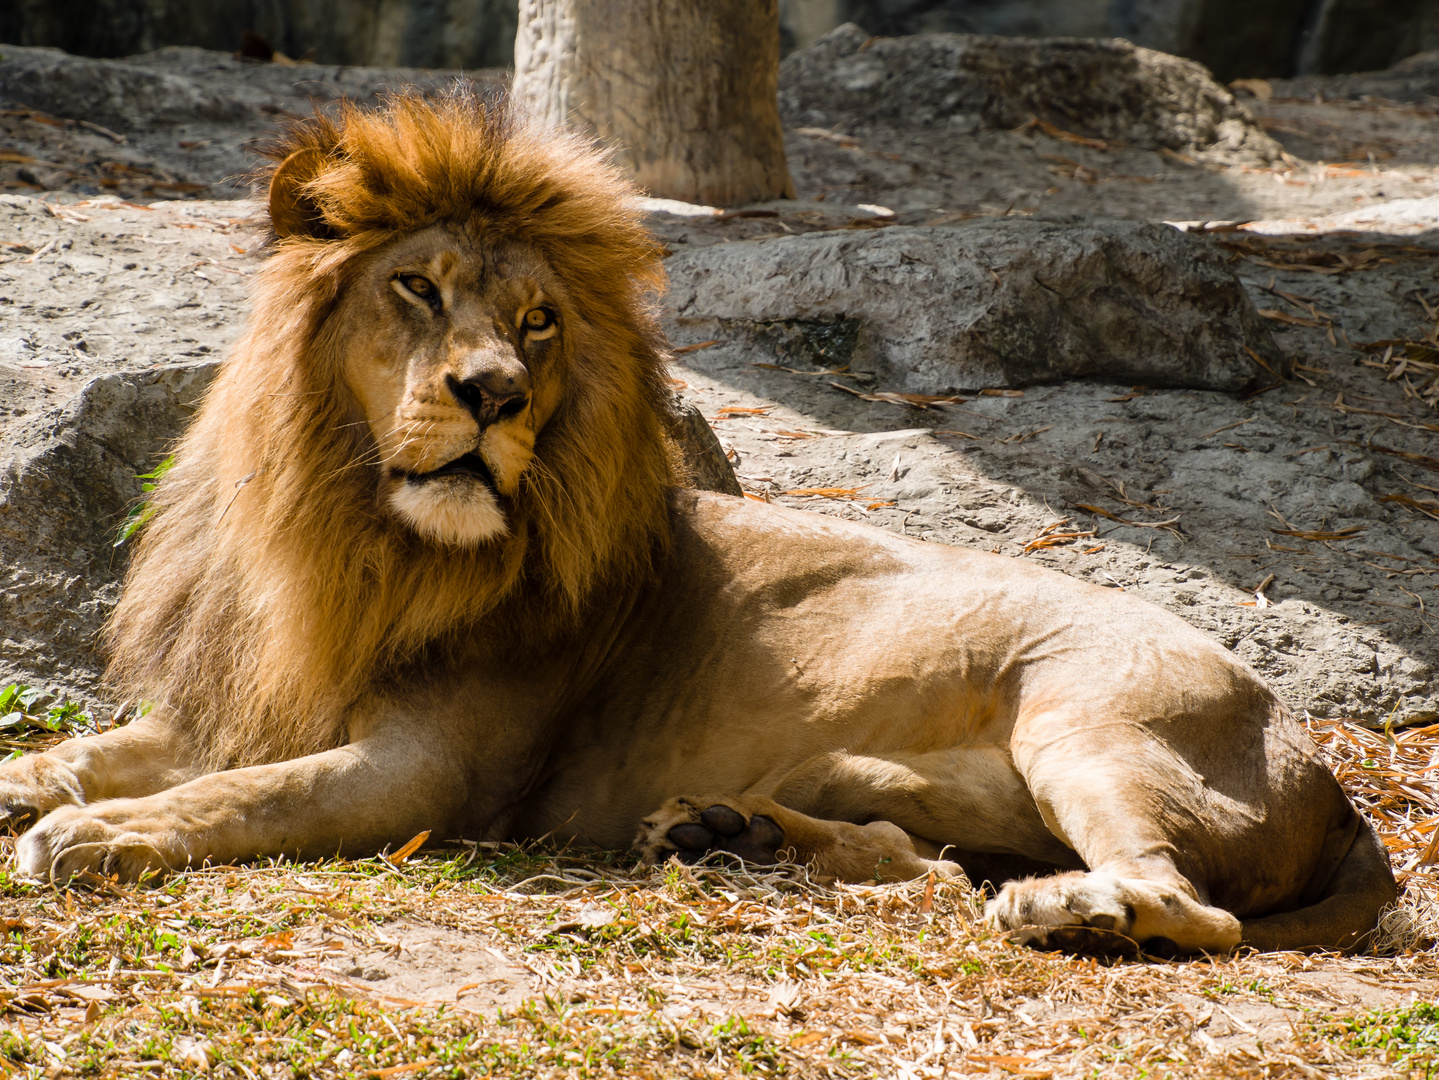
[401,275,435,299]
[524,307,555,332]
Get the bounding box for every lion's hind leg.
[985,869,1241,955]
[636,794,958,883]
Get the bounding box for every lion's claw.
[0,801,41,833]
[0,755,85,836]
[15,805,179,884]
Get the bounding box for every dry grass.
[1,717,1436,1078]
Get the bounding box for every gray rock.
[0,363,218,692]
[672,404,744,497]
[1275,47,1439,105]
[0,0,517,70]
[780,25,1284,166]
[0,46,247,132]
[665,218,1286,394]
[1295,0,1439,77]
[0,45,501,199]
[790,0,1438,80]
[4,0,1432,81]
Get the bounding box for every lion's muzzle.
[446,362,530,432]
[400,452,502,499]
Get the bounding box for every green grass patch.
[1335,1001,1439,1067]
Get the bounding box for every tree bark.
[513,0,795,207]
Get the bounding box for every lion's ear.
[268,148,330,239]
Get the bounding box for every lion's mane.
[104,92,677,770]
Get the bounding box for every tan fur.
[0,94,1395,955]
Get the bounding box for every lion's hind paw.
[637,797,788,868]
[986,869,1241,956]
[985,870,1136,954]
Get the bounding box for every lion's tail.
[1239,812,1398,953]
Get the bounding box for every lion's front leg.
[636,795,959,883]
[0,714,197,833]
[16,729,469,883]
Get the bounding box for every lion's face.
[336,224,569,546]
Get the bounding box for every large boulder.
[0,46,499,199]
[0,363,218,693]
[665,218,1286,393]
[780,24,1286,165]
[1275,48,1439,105]
[0,44,492,133]
[813,1,1434,80]
[0,46,247,132]
[0,0,517,70]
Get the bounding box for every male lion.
[1,93,1394,955]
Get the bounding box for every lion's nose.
[447,368,531,429]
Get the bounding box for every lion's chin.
[389,478,509,546]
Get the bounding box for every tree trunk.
[513,0,795,207]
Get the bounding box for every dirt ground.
[1,42,1438,1079]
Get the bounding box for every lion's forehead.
[381,225,556,296]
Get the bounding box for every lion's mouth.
[402,452,500,496]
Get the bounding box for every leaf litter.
[2,800,1437,1079]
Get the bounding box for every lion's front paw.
[636,796,788,867]
[986,871,1137,954]
[0,754,85,834]
[15,805,181,884]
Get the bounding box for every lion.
[0,91,1394,955]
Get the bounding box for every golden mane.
[104,91,677,770]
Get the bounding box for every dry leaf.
[752,363,855,377]
[969,1054,1054,1078]
[1257,307,1328,328]
[366,1060,440,1078]
[387,829,431,866]
[1002,425,1052,444]
[672,339,722,355]
[829,382,961,409]
[1378,494,1439,521]
[1022,518,1099,552]
[175,1037,215,1072]
[1015,117,1112,150]
[1073,504,1182,531]
[1269,526,1366,540]
[766,980,803,1015]
[1346,440,1439,473]
[784,487,865,499]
